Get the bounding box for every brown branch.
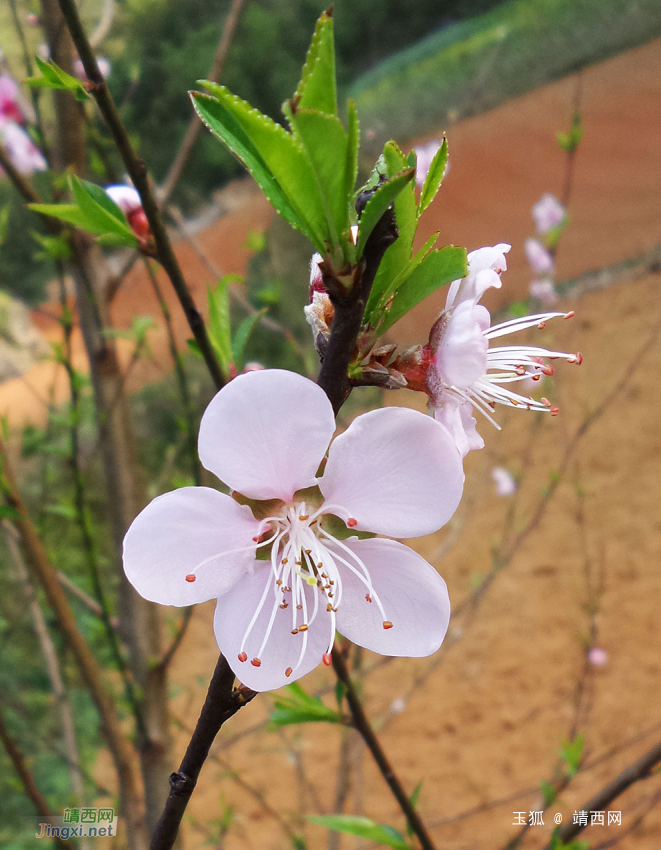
[546,740,661,847]
[0,440,149,850]
[55,0,225,390]
[159,0,246,206]
[0,705,75,850]
[331,645,438,850]
[149,655,256,850]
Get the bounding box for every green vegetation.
[350,0,661,158]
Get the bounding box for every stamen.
[238,651,247,662]
[322,653,333,666]
[564,311,575,319]
[383,621,394,630]
[285,667,293,677]
[251,658,261,667]
[347,518,357,528]
[185,574,196,583]
[551,407,560,416]
[298,624,308,632]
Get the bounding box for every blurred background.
[1,0,660,848]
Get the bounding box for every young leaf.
[207,279,234,378]
[231,310,267,369]
[25,56,89,102]
[270,682,342,727]
[288,109,349,254]
[559,733,584,778]
[418,137,448,216]
[32,232,72,261]
[308,816,409,850]
[292,10,337,117]
[70,175,135,239]
[28,203,94,231]
[365,142,418,318]
[406,782,423,837]
[378,246,467,335]
[191,88,327,253]
[355,167,415,259]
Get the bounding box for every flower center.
[239,500,390,678]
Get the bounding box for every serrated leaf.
[231,310,267,368]
[191,89,326,252]
[308,816,409,850]
[207,279,233,377]
[26,57,89,102]
[355,167,415,259]
[288,108,349,254]
[419,138,448,216]
[365,232,438,328]
[292,10,337,117]
[378,246,467,334]
[365,142,418,318]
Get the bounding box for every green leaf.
[308,816,409,850]
[0,504,21,520]
[406,781,423,838]
[186,339,203,359]
[292,10,337,117]
[559,733,584,778]
[418,138,448,216]
[32,232,71,261]
[70,175,136,239]
[270,682,342,728]
[45,503,77,520]
[207,279,233,378]
[25,57,90,102]
[0,207,9,246]
[191,88,326,252]
[366,232,438,327]
[549,828,590,850]
[378,245,467,334]
[355,167,415,259]
[345,100,360,218]
[231,310,266,369]
[28,203,93,230]
[288,108,349,254]
[540,780,556,807]
[365,142,418,319]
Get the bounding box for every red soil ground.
[9,36,661,850]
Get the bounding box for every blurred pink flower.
[524,238,554,275]
[588,647,608,666]
[492,466,517,497]
[529,279,558,305]
[123,369,463,690]
[426,244,581,456]
[72,57,111,81]
[532,193,565,235]
[0,121,47,175]
[0,75,24,124]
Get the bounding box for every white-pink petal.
[524,238,554,274]
[213,571,331,691]
[333,538,451,656]
[320,407,463,538]
[198,369,335,501]
[123,487,260,606]
[105,184,142,215]
[433,398,484,458]
[435,301,488,387]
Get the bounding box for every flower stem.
[149,655,257,850]
[331,646,438,850]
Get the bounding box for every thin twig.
[332,645,438,850]
[56,0,225,389]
